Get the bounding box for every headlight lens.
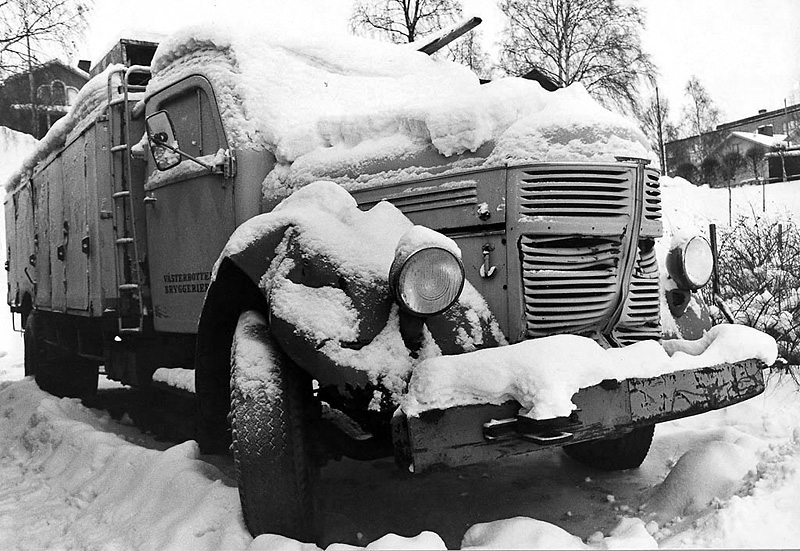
[390,247,464,316]
[682,236,714,289]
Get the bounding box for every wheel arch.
[195,257,268,453]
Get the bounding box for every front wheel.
[563,425,655,471]
[230,310,319,540]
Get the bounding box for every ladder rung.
[119,284,140,291]
[116,238,134,245]
[111,144,128,153]
[112,191,131,199]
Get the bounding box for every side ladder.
[107,66,152,334]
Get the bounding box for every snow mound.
[461,516,587,549]
[0,127,37,186]
[0,379,251,550]
[644,438,759,524]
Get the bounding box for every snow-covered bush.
[716,214,800,364]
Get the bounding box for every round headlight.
[389,247,465,316]
[682,236,714,289]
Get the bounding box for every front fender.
[198,182,506,400]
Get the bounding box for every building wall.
[665,103,800,182]
[0,63,88,139]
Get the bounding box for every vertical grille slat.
[643,169,662,221]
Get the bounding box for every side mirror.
[146,111,182,171]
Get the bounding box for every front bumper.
[392,359,765,473]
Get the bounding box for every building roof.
[0,59,89,87]
[728,131,788,149]
[717,103,800,132]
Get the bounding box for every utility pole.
[655,87,666,174]
[25,15,38,138]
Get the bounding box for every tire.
[25,311,98,399]
[230,310,319,540]
[23,310,43,378]
[563,425,655,471]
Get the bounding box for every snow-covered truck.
[4,25,777,540]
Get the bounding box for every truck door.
[144,76,236,333]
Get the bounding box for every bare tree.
[496,0,655,113]
[638,87,678,173]
[445,28,490,78]
[350,0,463,44]
[744,144,766,183]
[349,0,490,76]
[681,75,721,160]
[0,0,91,79]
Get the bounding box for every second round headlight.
[682,235,714,289]
[390,247,465,316]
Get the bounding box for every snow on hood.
[404,324,778,419]
[147,23,653,195]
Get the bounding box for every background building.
[0,60,90,139]
[665,103,800,186]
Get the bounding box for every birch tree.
[497,0,655,113]
[0,0,91,79]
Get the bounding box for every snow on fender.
[215,181,504,400]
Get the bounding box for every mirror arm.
[154,140,215,171]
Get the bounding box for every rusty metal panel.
[452,232,508,336]
[629,359,765,423]
[63,134,90,312]
[354,168,506,233]
[404,383,632,473]
[5,182,36,308]
[45,160,66,311]
[401,360,765,473]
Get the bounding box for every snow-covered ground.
[1,116,800,548]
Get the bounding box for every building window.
[51,80,66,105]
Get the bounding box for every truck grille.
[521,237,662,341]
[515,164,662,344]
[518,166,632,219]
[521,235,621,337]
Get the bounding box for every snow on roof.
[729,131,788,149]
[148,24,654,194]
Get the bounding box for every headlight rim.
[389,245,465,317]
[670,235,714,291]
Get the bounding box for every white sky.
[76,0,800,126]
